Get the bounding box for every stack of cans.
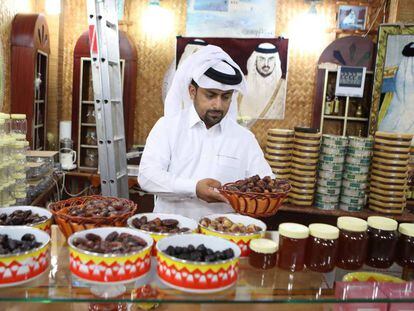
[368,131,413,214]
[315,135,348,210]
[339,136,374,212]
[288,127,321,206]
[264,129,294,180]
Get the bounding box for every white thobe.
[138,105,273,220]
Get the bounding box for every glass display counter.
[0,226,413,310]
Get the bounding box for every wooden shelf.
[280,204,414,223]
[81,123,96,126]
[323,115,345,120]
[81,100,94,104]
[347,117,369,121]
[80,144,98,149]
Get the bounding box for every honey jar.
[249,238,278,270]
[336,216,368,270]
[366,216,398,268]
[306,223,339,273]
[278,223,309,271]
[396,223,414,269]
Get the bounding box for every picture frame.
[369,24,414,135]
[337,4,368,31]
[335,66,367,98]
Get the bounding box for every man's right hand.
[196,178,229,204]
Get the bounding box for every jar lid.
[337,216,367,232]
[279,223,309,239]
[11,114,26,120]
[367,216,398,231]
[250,238,278,254]
[309,223,339,240]
[399,223,414,238]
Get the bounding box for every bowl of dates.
[219,175,291,217]
[0,226,50,287]
[49,195,137,238]
[68,227,153,284]
[199,213,266,257]
[0,206,52,235]
[156,234,240,293]
[127,213,198,255]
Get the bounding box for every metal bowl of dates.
[0,226,50,287]
[68,227,153,284]
[156,233,240,293]
[0,206,52,235]
[198,213,266,257]
[127,213,198,256]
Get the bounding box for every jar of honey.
[249,238,278,270]
[336,216,368,270]
[306,223,339,273]
[278,223,309,271]
[396,223,414,269]
[366,216,398,268]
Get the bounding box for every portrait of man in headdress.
[378,38,414,134]
[162,39,208,102]
[239,42,287,120]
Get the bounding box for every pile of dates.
[164,244,234,262]
[225,175,289,193]
[0,234,42,254]
[200,216,261,234]
[131,216,190,234]
[72,232,147,254]
[0,210,48,226]
[68,199,131,217]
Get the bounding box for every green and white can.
[346,155,372,166]
[348,136,374,149]
[319,162,344,172]
[317,185,341,195]
[344,164,370,174]
[343,172,369,182]
[342,186,366,198]
[317,178,342,188]
[318,169,343,180]
[322,134,348,147]
[339,202,364,212]
[340,195,365,205]
[342,178,368,190]
[315,200,339,210]
[315,193,340,203]
[320,154,345,163]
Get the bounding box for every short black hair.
[190,79,199,89]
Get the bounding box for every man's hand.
[196,178,230,204]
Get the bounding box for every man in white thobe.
[139,45,272,220]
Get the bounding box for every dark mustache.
[206,110,223,115]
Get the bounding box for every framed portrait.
[337,5,368,31]
[369,24,414,135]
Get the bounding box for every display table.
[0,225,412,309]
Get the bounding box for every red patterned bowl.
[127,213,198,256]
[68,227,153,284]
[156,234,241,293]
[198,213,266,257]
[0,226,50,287]
[0,206,52,235]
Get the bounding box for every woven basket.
[49,195,138,238]
[219,180,291,218]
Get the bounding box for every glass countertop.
[0,226,412,306]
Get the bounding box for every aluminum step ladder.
[86,0,129,198]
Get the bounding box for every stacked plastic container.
[264,129,294,180]
[288,127,321,206]
[10,114,28,205]
[339,136,374,212]
[0,113,15,206]
[368,131,413,214]
[315,135,348,210]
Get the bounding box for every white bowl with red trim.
[68,227,153,284]
[198,213,266,257]
[156,233,241,293]
[0,226,50,287]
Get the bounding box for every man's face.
[255,54,276,78]
[189,85,233,128]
